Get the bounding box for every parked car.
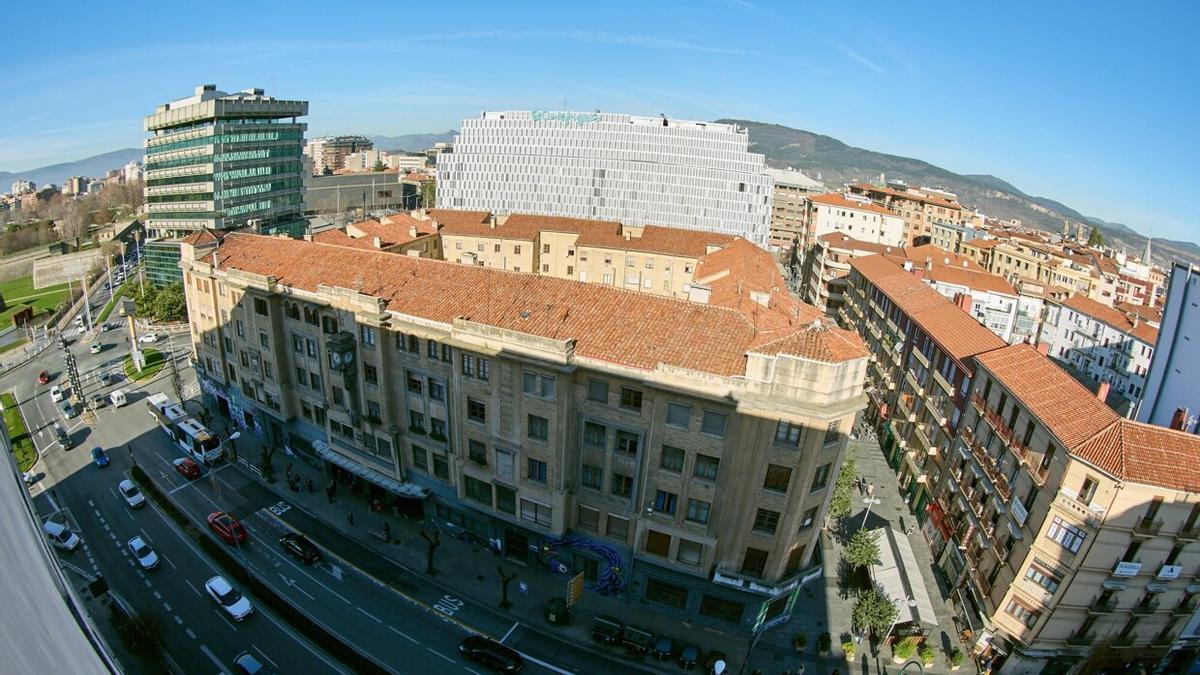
[458,635,523,673]
[233,651,274,674]
[138,333,158,343]
[44,520,81,551]
[652,635,675,661]
[89,342,102,354]
[278,532,321,565]
[127,536,159,570]
[622,624,655,658]
[99,372,113,386]
[89,394,106,410]
[109,388,127,407]
[591,614,624,645]
[53,424,71,448]
[207,512,248,545]
[174,457,201,479]
[49,385,64,402]
[37,370,50,384]
[118,479,145,508]
[205,575,253,621]
[678,644,701,670]
[91,447,110,468]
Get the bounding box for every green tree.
[134,283,160,317]
[852,589,899,637]
[827,454,858,523]
[1088,226,1105,247]
[151,283,187,322]
[845,529,881,570]
[372,160,387,172]
[419,178,436,208]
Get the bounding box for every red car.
[37,371,50,385]
[207,512,248,545]
[173,458,201,480]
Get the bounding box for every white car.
[118,479,146,508]
[49,385,65,402]
[89,342,102,354]
[44,520,81,551]
[205,576,253,621]
[127,536,159,570]
[138,333,158,344]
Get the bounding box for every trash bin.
[545,597,570,626]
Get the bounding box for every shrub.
[893,636,920,661]
[792,633,807,651]
[818,632,832,654]
[949,648,965,666]
[842,640,856,660]
[845,529,881,569]
[919,644,936,663]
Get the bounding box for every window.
[587,379,609,403]
[331,386,344,407]
[461,355,473,376]
[763,464,792,492]
[411,446,427,471]
[753,509,781,534]
[606,515,629,541]
[440,344,452,362]
[775,421,802,445]
[513,245,521,254]
[527,415,549,441]
[464,476,492,506]
[407,373,422,393]
[660,446,685,472]
[799,507,818,530]
[468,439,487,465]
[610,473,633,498]
[360,326,376,347]
[811,463,832,491]
[296,366,307,386]
[620,387,643,411]
[542,244,551,254]
[686,499,711,525]
[520,499,551,527]
[645,578,689,609]
[306,338,317,357]
[309,371,321,390]
[577,506,600,532]
[477,357,490,381]
[824,421,840,445]
[467,398,486,423]
[645,530,671,557]
[698,595,744,623]
[1079,477,1098,505]
[615,431,639,455]
[363,364,378,384]
[666,402,691,428]
[427,339,438,358]
[1005,599,1041,628]
[428,379,444,401]
[429,417,446,438]
[432,454,449,480]
[677,539,703,566]
[253,297,268,315]
[1046,516,1087,553]
[527,458,547,483]
[583,421,606,447]
[541,264,549,273]
[408,410,424,432]
[783,546,807,578]
[291,334,303,353]
[693,454,720,481]
[701,411,728,438]
[1025,564,1062,594]
[740,547,769,577]
[523,371,537,395]
[581,464,603,490]
[495,486,516,514]
[653,490,678,515]
[367,400,381,420]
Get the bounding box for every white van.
[108,389,127,408]
[43,520,81,551]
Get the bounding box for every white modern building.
[1038,293,1158,403]
[804,192,905,250]
[1137,262,1200,433]
[436,111,773,247]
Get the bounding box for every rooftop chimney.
[925,256,933,271]
[409,225,417,238]
[954,292,973,314]
[488,214,497,229]
[373,236,382,249]
[903,260,913,272]
[1096,381,1110,402]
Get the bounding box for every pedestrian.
[326,484,334,504]
[346,511,354,527]
[306,476,313,493]
[383,521,391,541]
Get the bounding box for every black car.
[278,533,321,564]
[459,635,522,673]
[622,624,655,658]
[591,614,624,645]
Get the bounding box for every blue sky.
[1,1,1196,241]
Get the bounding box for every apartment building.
[763,167,824,252]
[848,182,964,245]
[1137,262,1200,434]
[803,193,906,253]
[304,135,373,175]
[1038,294,1157,403]
[840,256,1200,674]
[930,220,983,253]
[310,212,441,258]
[180,231,869,634]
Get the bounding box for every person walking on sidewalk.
[346,511,354,527]
[306,476,313,493]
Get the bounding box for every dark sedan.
[279,532,321,564]
[459,635,522,673]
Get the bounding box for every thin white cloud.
[812,33,887,75]
[406,29,751,55]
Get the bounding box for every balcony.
[1112,633,1137,647]
[1152,633,1175,647]
[969,391,1032,463]
[1176,524,1200,542]
[711,566,804,597]
[1054,488,1104,528]
[1173,597,1198,616]
[932,366,956,397]
[897,392,917,422]
[1133,517,1164,538]
[1066,631,1096,646]
[961,428,1013,501]
[1131,598,1160,615]
[1088,596,1119,614]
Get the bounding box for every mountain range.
[4,124,1192,268]
[720,120,1200,268]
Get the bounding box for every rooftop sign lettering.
[531,111,600,125]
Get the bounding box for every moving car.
[207,511,248,544]
[89,394,106,410]
[458,635,523,673]
[138,333,158,343]
[59,400,77,419]
[591,615,624,645]
[279,532,322,565]
[99,372,113,386]
[233,651,275,674]
[205,575,253,621]
[53,424,70,448]
[173,457,201,479]
[89,342,101,354]
[127,536,159,570]
[91,447,110,468]
[108,388,126,407]
[49,385,64,402]
[37,370,50,384]
[43,520,81,551]
[118,479,145,508]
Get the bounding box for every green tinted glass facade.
[144,240,183,286]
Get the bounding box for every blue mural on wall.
[537,534,628,596]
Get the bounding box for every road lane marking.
[501,622,519,643]
[515,651,573,675]
[184,580,203,598]
[356,607,383,624]
[199,644,223,670]
[252,646,277,668]
[256,605,351,675]
[162,602,172,612]
[185,628,196,640]
[426,647,454,664]
[388,626,419,645]
[153,591,161,600]
[173,615,182,625]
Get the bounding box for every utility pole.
[60,336,82,405]
[167,331,182,401]
[79,274,94,333]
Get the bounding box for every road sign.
[567,572,584,606]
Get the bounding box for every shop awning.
[313,441,429,499]
[870,526,939,628]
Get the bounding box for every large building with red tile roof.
[803,192,906,252]
[847,182,965,245]
[839,251,1200,673]
[179,232,869,631]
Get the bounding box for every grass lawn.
[0,338,28,354]
[124,347,164,382]
[0,274,70,326]
[97,280,132,323]
[1,392,37,472]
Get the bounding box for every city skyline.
[1,1,1197,243]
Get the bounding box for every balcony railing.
[961,427,1013,501]
[1112,633,1137,647]
[969,391,1032,462]
[1088,596,1118,614]
[1133,517,1164,538]
[1131,598,1159,615]
[1173,597,1198,616]
[1176,523,1200,541]
[1066,631,1096,646]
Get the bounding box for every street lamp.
[884,596,918,644]
[861,484,882,530]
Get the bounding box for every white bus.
[147,393,223,463]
